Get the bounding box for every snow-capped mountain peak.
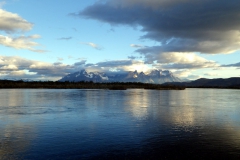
[59,69,182,84]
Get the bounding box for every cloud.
[130,44,145,48]
[0,9,46,52]
[0,9,33,33]
[144,52,218,69]
[0,34,46,52]
[222,62,240,67]
[173,70,193,78]
[81,42,103,50]
[0,56,154,80]
[86,59,151,73]
[58,37,72,40]
[79,0,240,54]
[128,55,138,60]
[0,56,87,80]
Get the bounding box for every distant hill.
[59,69,182,84]
[164,77,240,88]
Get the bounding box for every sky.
[0,0,240,81]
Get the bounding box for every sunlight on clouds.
[0,35,45,52]
[122,61,151,73]
[0,9,33,32]
[155,52,214,64]
[148,52,218,70]
[1,64,18,70]
[0,9,45,52]
[173,70,193,78]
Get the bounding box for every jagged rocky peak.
[79,69,87,74]
[149,69,162,77]
[59,69,182,84]
[127,70,138,78]
[139,71,145,76]
[162,70,173,76]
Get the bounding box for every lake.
[0,89,240,159]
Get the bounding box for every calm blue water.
[0,89,240,159]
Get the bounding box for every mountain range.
[164,77,240,88]
[59,69,182,84]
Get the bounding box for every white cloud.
[0,56,86,80]
[0,34,46,52]
[148,52,218,69]
[0,56,154,80]
[0,9,46,52]
[0,9,33,33]
[81,42,103,50]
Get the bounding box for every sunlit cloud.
[173,70,193,78]
[0,9,33,33]
[0,9,46,52]
[0,56,86,80]
[146,52,218,69]
[0,34,46,52]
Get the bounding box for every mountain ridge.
[164,77,240,88]
[59,69,182,84]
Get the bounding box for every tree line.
[0,80,185,90]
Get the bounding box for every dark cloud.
[128,56,137,60]
[222,62,240,67]
[74,0,240,55]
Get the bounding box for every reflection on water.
[0,89,240,159]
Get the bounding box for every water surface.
[0,89,240,159]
